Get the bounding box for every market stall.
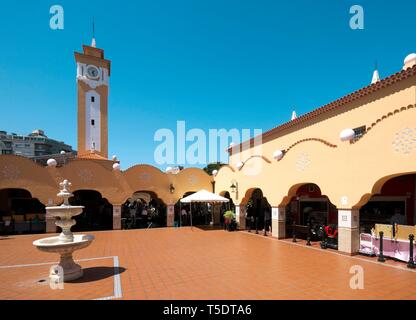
[180,190,230,228]
[360,224,416,267]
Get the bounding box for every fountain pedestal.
[33,180,94,283]
[55,252,82,281]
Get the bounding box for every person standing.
[181,207,188,226]
[128,201,137,229]
[390,208,407,226]
[142,204,148,226]
[264,207,271,233]
[142,206,148,217]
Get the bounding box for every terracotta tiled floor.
[0,227,416,300]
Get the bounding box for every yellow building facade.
[215,54,416,254]
[1,39,416,256]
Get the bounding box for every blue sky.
[0,0,415,170]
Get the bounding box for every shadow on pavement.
[69,266,126,284]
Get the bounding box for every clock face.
[86,65,100,79]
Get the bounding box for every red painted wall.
[380,175,415,225]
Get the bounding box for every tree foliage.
[203,162,225,175]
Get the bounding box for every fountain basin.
[46,206,84,219]
[33,235,94,252]
[46,206,85,243]
[33,235,94,282]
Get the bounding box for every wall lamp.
[230,180,239,200]
[169,184,175,194]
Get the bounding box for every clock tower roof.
[82,45,104,59]
[74,44,111,75]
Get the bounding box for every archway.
[219,191,235,210]
[284,184,337,245]
[244,188,272,235]
[122,191,167,229]
[0,188,46,235]
[175,191,216,228]
[69,190,113,232]
[356,174,416,263]
[360,174,415,233]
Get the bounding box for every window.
[353,126,366,138]
[91,120,95,126]
[91,96,95,103]
[351,126,366,143]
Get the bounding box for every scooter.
[320,225,338,250]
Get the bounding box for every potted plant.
[223,210,237,232]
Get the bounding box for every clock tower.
[75,38,111,159]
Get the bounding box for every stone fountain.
[33,180,94,282]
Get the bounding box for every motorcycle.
[319,225,338,250]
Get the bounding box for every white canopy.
[180,190,230,204]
